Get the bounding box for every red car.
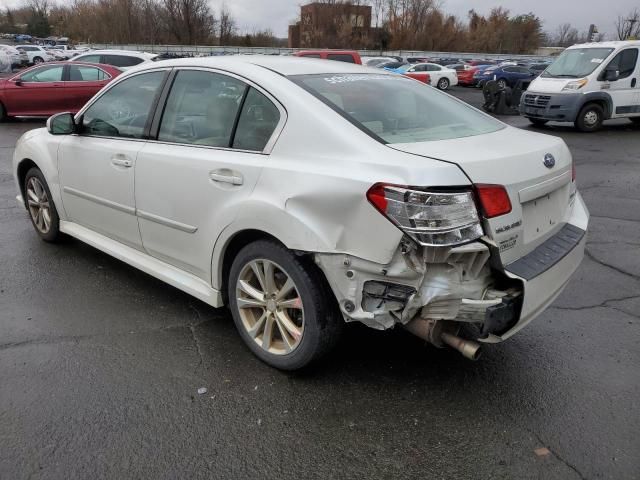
[294,50,362,65]
[0,62,121,121]
[402,71,431,85]
[456,67,478,86]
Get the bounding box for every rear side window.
[233,88,281,151]
[68,65,109,81]
[158,70,246,147]
[327,54,355,63]
[605,48,639,79]
[103,55,144,67]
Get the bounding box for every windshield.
[395,64,412,73]
[291,73,504,144]
[543,48,614,78]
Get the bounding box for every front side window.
[76,54,101,64]
[20,65,64,82]
[81,71,166,139]
[233,87,281,151]
[543,48,614,78]
[327,54,355,63]
[104,55,144,67]
[602,48,639,80]
[68,65,109,81]
[158,70,246,147]
[293,73,504,144]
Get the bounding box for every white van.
[521,41,640,132]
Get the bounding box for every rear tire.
[0,102,6,122]
[33,56,44,64]
[24,167,62,243]
[575,103,604,132]
[527,117,548,127]
[227,239,343,370]
[437,77,450,90]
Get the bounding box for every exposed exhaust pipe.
[441,332,482,361]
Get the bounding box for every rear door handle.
[111,156,133,168]
[209,171,243,186]
[632,78,637,88]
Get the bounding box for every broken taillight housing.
[367,184,484,247]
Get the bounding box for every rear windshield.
[542,48,614,78]
[291,73,504,143]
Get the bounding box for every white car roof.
[77,50,157,59]
[137,55,376,76]
[568,40,640,50]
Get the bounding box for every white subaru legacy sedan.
[13,56,589,370]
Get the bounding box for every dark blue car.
[475,65,538,89]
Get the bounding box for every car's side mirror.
[47,112,76,135]
[14,79,22,86]
[604,67,620,82]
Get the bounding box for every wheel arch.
[579,92,613,119]
[16,158,39,207]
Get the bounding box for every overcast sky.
[0,0,637,40]
[226,0,638,39]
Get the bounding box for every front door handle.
[209,170,243,186]
[111,156,133,168]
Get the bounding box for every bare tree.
[218,3,236,45]
[615,9,640,40]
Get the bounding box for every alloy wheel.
[236,259,305,355]
[26,177,51,234]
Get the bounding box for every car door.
[64,64,113,112]
[58,69,168,250]
[601,48,640,118]
[3,64,66,116]
[134,69,283,281]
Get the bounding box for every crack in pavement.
[590,214,640,224]
[550,293,640,313]
[585,250,640,281]
[0,320,211,352]
[188,303,207,374]
[532,432,588,480]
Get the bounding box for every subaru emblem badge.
[543,153,556,169]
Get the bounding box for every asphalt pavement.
[1,87,639,479]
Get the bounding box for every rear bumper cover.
[483,192,589,343]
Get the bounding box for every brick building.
[288,2,373,49]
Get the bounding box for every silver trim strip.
[63,186,136,215]
[518,170,571,204]
[137,209,198,234]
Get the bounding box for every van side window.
[604,48,638,80]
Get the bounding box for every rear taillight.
[366,183,483,247]
[474,184,512,218]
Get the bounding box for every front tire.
[228,239,343,370]
[437,77,450,90]
[0,102,6,122]
[24,167,62,242]
[575,103,604,132]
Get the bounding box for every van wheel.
[227,239,343,370]
[527,117,548,127]
[437,77,450,90]
[575,103,604,132]
[24,167,62,242]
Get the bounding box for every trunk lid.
[390,126,574,266]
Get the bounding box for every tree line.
[0,0,638,52]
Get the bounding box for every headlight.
[562,78,588,91]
